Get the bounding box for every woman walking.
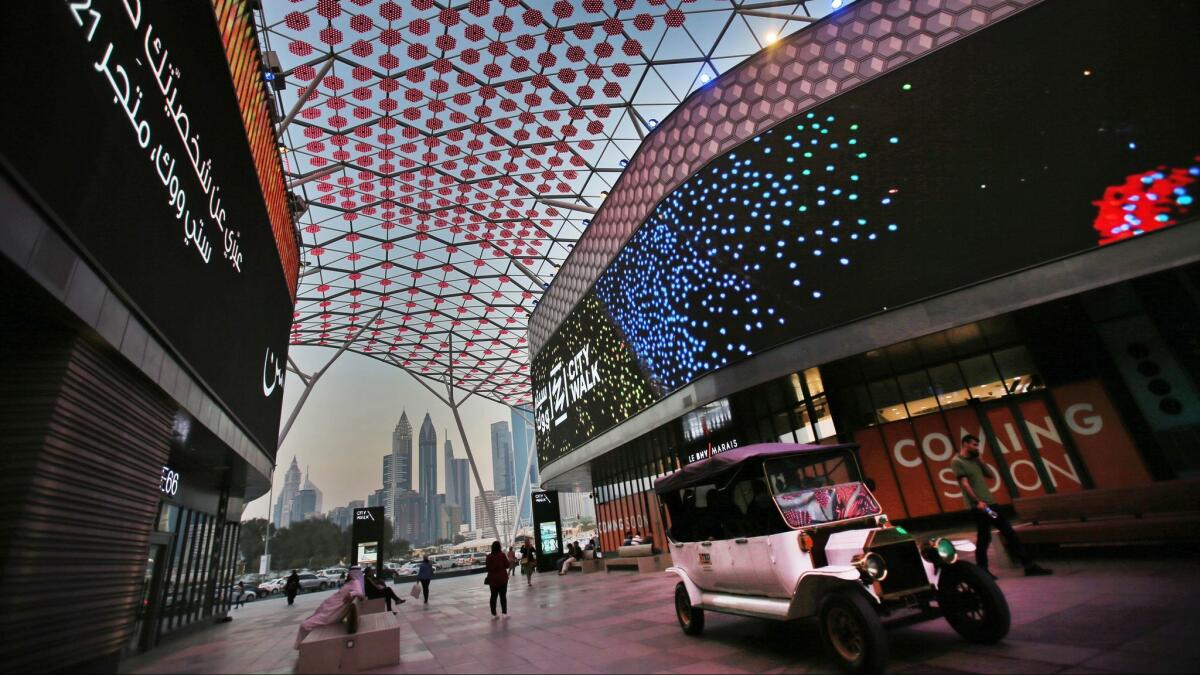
[519,540,537,587]
[417,556,434,605]
[484,541,509,619]
[284,570,300,606]
[506,546,518,577]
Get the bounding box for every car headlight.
[853,552,888,581]
[922,537,958,565]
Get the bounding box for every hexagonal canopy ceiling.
[258,0,845,407]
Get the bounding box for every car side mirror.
[864,477,877,492]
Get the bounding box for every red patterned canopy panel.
[261,0,829,405]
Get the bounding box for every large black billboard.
[533,0,1200,466]
[0,2,292,453]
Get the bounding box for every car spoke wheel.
[937,562,1011,644]
[674,582,705,636]
[818,591,888,674]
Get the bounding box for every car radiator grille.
[872,541,929,596]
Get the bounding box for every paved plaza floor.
[119,554,1200,674]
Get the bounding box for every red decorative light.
[1093,158,1198,245]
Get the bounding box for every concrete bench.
[617,544,654,558]
[636,552,671,575]
[360,598,388,615]
[568,559,604,574]
[296,611,401,674]
[1014,479,1200,548]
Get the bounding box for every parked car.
[397,562,421,577]
[258,578,286,595]
[429,553,455,570]
[295,573,323,592]
[316,567,347,587]
[656,442,1007,674]
[223,585,259,602]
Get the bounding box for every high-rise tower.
[491,421,514,498]
[418,413,438,544]
[273,457,302,527]
[510,406,538,527]
[386,411,412,524]
[444,433,470,531]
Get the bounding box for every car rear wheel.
[318,582,327,590]
[937,561,1010,644]
[818,590,888,674]
[674,583,705,636]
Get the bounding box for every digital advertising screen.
[0,2,293,453]
[532,0,1200,467]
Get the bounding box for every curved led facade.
[532,0,1200,468]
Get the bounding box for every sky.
[242,345,518,521]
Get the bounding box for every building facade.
[529,0,1200,554]
[472,490,498,537]
[0,2,297,669]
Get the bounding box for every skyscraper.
[510,406,538,527]
[491,421,514,498]
[418,413,438,545]
[444,434,470,531]
[273,457,302,528]
[386,412,412,524]
[289,467,323,522]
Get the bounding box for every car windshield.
[771,481,881,527]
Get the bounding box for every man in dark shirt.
[951,434,1051,578]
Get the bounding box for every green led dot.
[850,124,859,130]
[902,83,912,91]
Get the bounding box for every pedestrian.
[506,546,518,577]
[952,434,1052,578]
[484,540,509,619]
[417,556,434,605]
[519,539,537,586]
[233,581,246,609]
[284,570,300,606]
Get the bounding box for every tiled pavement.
[119,555,1200,674]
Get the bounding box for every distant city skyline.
[243,347,525,524]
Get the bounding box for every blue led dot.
[888,224,898,231]
[812,291,822,299]
[889,136,899,144]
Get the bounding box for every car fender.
[666,566,703,606]
[788,566,872,619]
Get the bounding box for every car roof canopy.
[653,442,859,494]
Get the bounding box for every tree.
[239,518,272,568]
[268,518,344,570]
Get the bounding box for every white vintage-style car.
[655,443,1009,673]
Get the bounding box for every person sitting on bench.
[363,566,405,613]
[294,567,366,649]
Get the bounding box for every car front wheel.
[674,582,705,636]
[318,582,327,590]
[818,590,888,674]
[937,561,1010,644]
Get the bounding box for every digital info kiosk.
[351,507,385,569]
[531,491,562,573]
